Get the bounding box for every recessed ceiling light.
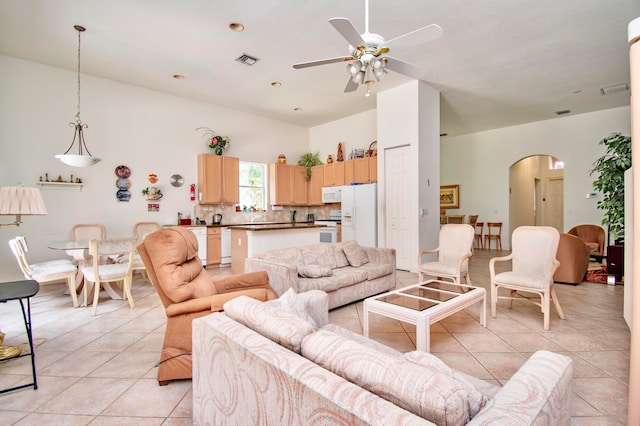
[293,107,302,112]
[600,82,629,96]
[440,133,448,137]
[555,109,571,115]
[229,22,244,32]
[271,82,282,87]
[173,74,185,80]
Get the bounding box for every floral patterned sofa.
[193,290,573,425]
[243,240,396,309]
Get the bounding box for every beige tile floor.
[0,248,629,425]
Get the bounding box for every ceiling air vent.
[235,53,259,66]
[600,82,629,96]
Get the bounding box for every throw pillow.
[302,329,473,426]
[297,264,334,278]
[223,295,315,353]
[403,351,488,418]
[342,240,369,267]
[265,288,321,328]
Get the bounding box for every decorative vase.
[213,147,223,156]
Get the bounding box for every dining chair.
[8,238,79,307]
[489,226,564,330]
[418,224,475,285]
[446,214,465,224]
[484,222,503,250]
[474,222,484,250]
[82,237,136,316]
[67,224,107,265]
[15,235,75,268]
[467,215,479,226]
[129,222,161,282]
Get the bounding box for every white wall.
[441,106,631,247]
[0,55,308,281]
[309,109,377,162]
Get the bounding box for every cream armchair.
[418,224,474,284]
[490,226,564,330]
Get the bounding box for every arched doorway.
[509,155,564,239]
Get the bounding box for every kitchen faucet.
[291,210,297,223]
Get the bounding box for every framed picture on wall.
[440,185,460,209]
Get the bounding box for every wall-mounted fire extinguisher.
[190,184,196,201]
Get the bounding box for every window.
[239,161,266,211]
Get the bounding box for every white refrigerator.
[340,183,377,247]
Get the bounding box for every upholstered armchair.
[568,224,606,261]
[137,226,278,385]
[554,233,591,285]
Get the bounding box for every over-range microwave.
[321,186,342,203]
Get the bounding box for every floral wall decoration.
[115,165,131,202]
[142,172,163,201]
[197,127,230,155]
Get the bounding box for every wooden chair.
[468,215,479,226]
[474,222,484,249]
[490,226,564,330]
[484,222,503,250]
[446,214,465,224]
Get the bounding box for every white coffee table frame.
[364,280,486,352]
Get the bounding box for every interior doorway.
[509,155,564,239]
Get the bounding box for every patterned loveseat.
[244,240,396,309]
[193,291,573,425]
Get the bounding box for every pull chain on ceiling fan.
[293,0,443,96]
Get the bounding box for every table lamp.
[0,184,47,359]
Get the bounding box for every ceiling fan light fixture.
[347,63,360,77]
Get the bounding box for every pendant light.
[55,25,101,167]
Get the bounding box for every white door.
[385,146,411,270]
[544,177,564,232]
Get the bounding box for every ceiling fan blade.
[344,77,359,93]
[293,56,357,69]
[384,57,424,80]
[383,24,443,52]
[329,17,366,48]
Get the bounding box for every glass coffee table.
[364,280,486,352]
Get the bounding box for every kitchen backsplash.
[192,203,339,225]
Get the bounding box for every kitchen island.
[229,223,323,274]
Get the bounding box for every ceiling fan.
[293,0,443,96]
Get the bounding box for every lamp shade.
[0,186,48,216]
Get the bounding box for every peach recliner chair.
[137,226,278,385]
[567,224,606,262]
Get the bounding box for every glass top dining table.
[47,240,90,250]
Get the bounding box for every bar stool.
[484,222,503,250]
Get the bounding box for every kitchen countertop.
[168,222,319,229]
[228,223,324,231]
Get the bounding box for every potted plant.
[590,132,631,246]
[297,151,323,181]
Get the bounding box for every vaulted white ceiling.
[1,0,637,136]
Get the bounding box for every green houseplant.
[297,151,323,181]
[589,132,631,244]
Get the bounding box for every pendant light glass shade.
[56,25,101,167]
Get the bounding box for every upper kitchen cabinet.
[269,163,307,206]
[307,165,324,205]
[197,154,239,204]
[344,157,378,185]
[323,162,344,187]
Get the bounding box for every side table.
[0,279,39,394]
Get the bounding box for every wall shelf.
[37,182,83,190]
